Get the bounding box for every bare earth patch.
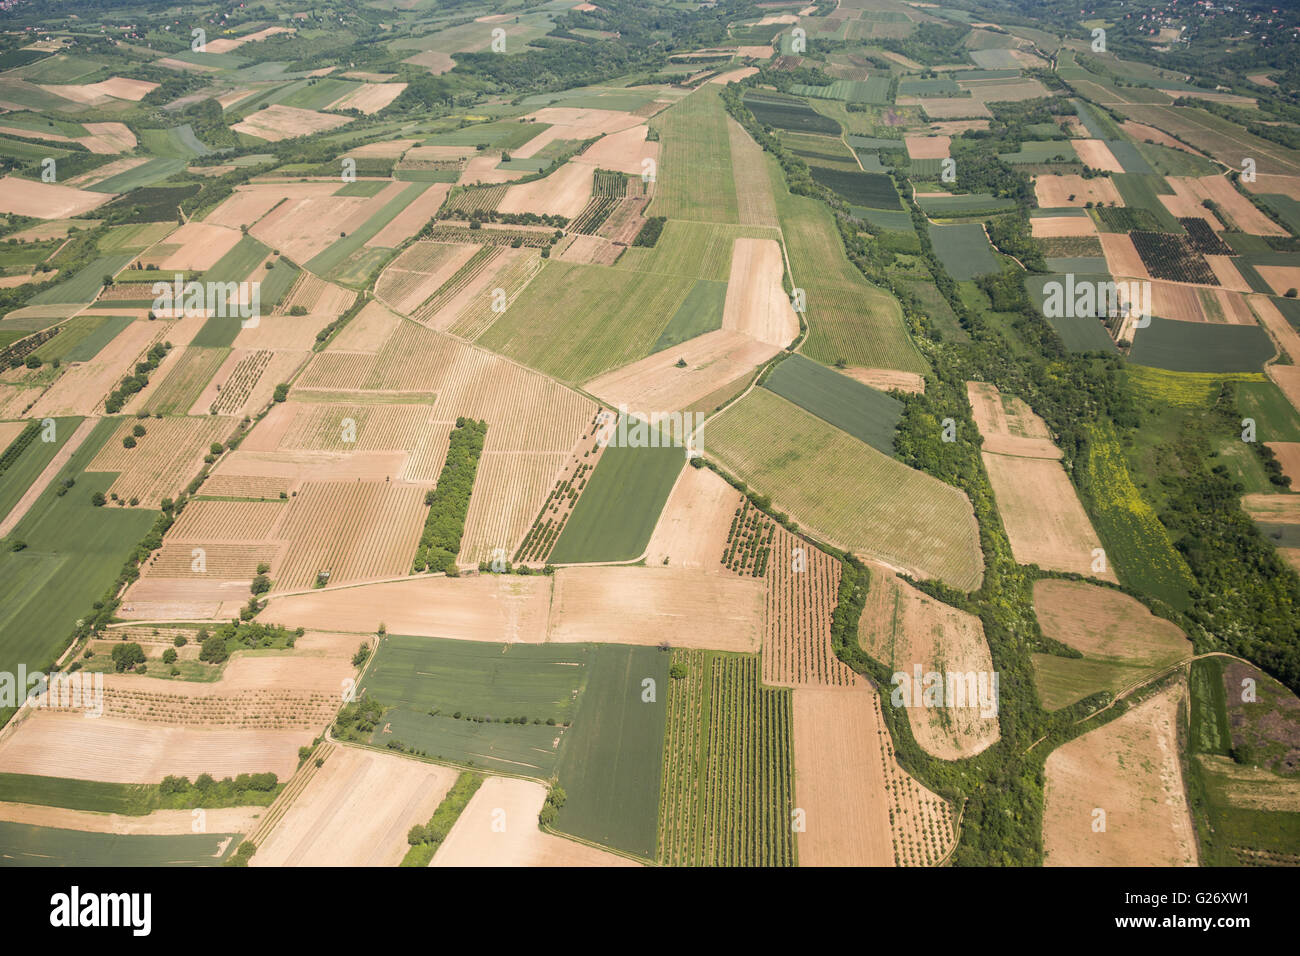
[844,367,925,393]
[904,135,950,159]
[1043,681,1198,866]
[1073,139,1124,173]
[328,82,407,115]
[497,161,596,219]
[0,175,114,218]
[644,465,742,569]
[1031,215,1098,238]
[232,104,351,143]
[432,776,639,867]
[966,381,1061,459]
[721,237,799,348]
[1033,174,1122,208]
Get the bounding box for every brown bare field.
[843,367,925,393]
[459,450,567,565]
[1242,493,1300,523]
[793,683,955,866]
[721,237,799,348]
[859,563,1000,759]
[1043,681,1198,866]
[1099,232,1150,279]
[1119,120,1203,154]
[497,161,595,219]
[166,498,284,540]
[1146,279,1208,323]
[27,320,164,417]
[266,574,553,642]
[1204,289,1255,325]
[457,154,528,186]
[918,98,991,120]
[433,777,636,866]
[966,381,1061,459]
[905,135,950,159]
[251,182,405,263]
[573,125,658,175]
[0,802,261,836]
[1241,173,1300,196]
[0,421,26,450]
[645,465,741,569]
[583,328,778,417]
[1250,294,1300,361]
[205,182,339,230]
[405,50,456,74]
[762,525,853,688]
[155,221,243,271]
[273,480,428,589]
[253,746,456,867]
[1269,364,1300,419]
[328,82,406,114]
[1159,178,1224,228]
[88,416,235,507]
[366,182,450,248]
[0,712,305,782]
[1073,138,1124,173]
[1169,175,1285,236]
[548,566,764,650]
[195,349,308,417]
[710,66,759,84]
[1205,255,1252,292]
[1267,442,1300,484]
[63,156,149,189]
[1255,265,1300,298]
[512,107,644,158]
[1030,215,1099,237]
[277,401,450,481]
[327,300,399,351]
[204,25,293,53]
[233,313,334,350]
[42,77,158,104]
[1033,174,1122,208]
[274,271,356,316]
[232,104,351,142]
[983,452,1115,580]
[1034,579,1191,663]
[927,119,990,134]
[0,175,114,218]
[296,321,595,453]
[376,241,480,314]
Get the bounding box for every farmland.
[760,353,903,455]
[656,650,795,866]
[707,389,983,590]
[648,86,738,224]
[929,223,998,281]
[0,822,241,866]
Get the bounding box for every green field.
[1112,173,1184,233]
[0,418,157,687]
[928,222,998,280]
[29,254,133,305]
[648,85,739,224]
[278,78,360,111]
[139,125,212,160]
[31,315,131,364]
[0,416,76,523]
[1236,380,1300,443]
[424,119,550,151]
[761,353,903,454]
[810,167,899,208]
[742,91,841,136]
[651,279,727,352]
[917,193,1018,216]
[656,649,795,866]
[335,180,390,197]
[360,634,590,776]
[0,822,240,866]
[999,140,1077,164]
[1024,274,1120,353]
[1135,142,1218,177]
[554,644,668,860]
[708,389,983,590]
[478,260,695,383]
[614,220,777,281]
[1130,317,1275,373]
[548,438,684,564]
[88,157,187,194]
[205,234,270,284]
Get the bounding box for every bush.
[162,648,177,664]
[111,642,146,672]
[199,634,229,663]
[132,424,146,437]
[91,492,106,507]
[122,435,136,449]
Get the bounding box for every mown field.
[708,389,983,590]
[656,649,795,866]
[928,222,998,281]
[548,438,684,564]
[761,353,902,455]
[648,85,739,224]
[554,644,668,860]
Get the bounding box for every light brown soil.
[0,175,114,218]
[1267,442,1300,485]
[233,313,334,350]
[761,524,853,687]
[376,241,480,314]
[1043,680,1198,866]
[366,182,450,248]
[721,237,799,348]
[859,563,1000,760]
[512,107,644,158]
[1270,365,1300,419]
[0,712,306,782]
[63,156,148,188]
[232,104,351,142]
[1073,138,1124,173]
[1255,265,1300,298]
[204,182,339,231]
[1147,279,1208,323]
[1099,232,1150,279]
[266,575,555,643]
[1159,178,1224,228]
[43,77,157,104]
[497,161,595,219]
[905,135,950,159]
[583,328,778,418]
[1169,175,1285,236]
[1242,493,1300,523]
[459,449,569,564]
[156,221,243,271]
[1033,174,1122,208]
[252,182,406,263]
[27,320,164,418]
[793,682,956,866]
[0,803,262,835]
[88,416,235,508]
[966,381,1061,459]
[644,464,742,569]
[1033,579,1190,662]
[1241,173,1300,196]
[1250,294,1300,361]
[326,300,400,351]
[1119,120,1204,155]
[1031,215,1098,237]
[727,116,778,228]
[253,746,456,867]
[404,50,455,74]
[1205,255,1252,292]
[983,452,1116,580]
[328,82,406,115]
[573,124,658,175]
[710,67,759,84]
[844,367,925,394]
[548,566,765,650]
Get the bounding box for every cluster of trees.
[105,342,170,413]
[334,694,385,742]
[412,418,488,574]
